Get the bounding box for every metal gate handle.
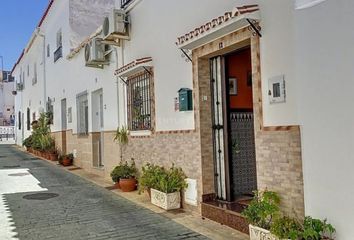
[212,124,223,130]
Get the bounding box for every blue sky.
[0,0,49,71]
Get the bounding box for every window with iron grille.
[127,71,151,131]
[26,108,30,131]
[76,92,89,135]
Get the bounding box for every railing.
[0,126,15,140]
[121,0,133,8]
[54,46,63,63]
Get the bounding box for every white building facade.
[12,0,354,238]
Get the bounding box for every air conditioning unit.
[16,83,24,91]
[85,37,108,67]
[103,9,130,41]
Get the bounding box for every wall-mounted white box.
[268,75,286,104]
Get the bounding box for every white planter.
[150,188,181,210]
[249,225,273,240]
[249,225,289,240]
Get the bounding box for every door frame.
[193,30,262,203]
[91,89,104,168]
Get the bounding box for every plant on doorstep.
[242,190,336,240]
[271,216,303,240]
[242,190,281,240]
[148,164,188,210]
[111,160,137,192]
[301,217,335,240]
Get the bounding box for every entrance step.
[201,200,249,234]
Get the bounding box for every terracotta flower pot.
[49,153,58,161]
[119,178,137,192]
[114,181,121,189]
[62,157,72,166]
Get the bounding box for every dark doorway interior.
[225,47,257,201]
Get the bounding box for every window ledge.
[130,130,151,137]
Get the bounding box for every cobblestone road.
[0,146,208,240]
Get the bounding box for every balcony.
[121,0,133,8]
[54,46,63,63]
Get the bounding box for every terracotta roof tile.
[176,4,259,46]
[114,57,152,76]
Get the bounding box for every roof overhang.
[115,57,153,78]
[176,5,261,50]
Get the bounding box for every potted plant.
[61,153,74,166]
[138,163,163,198]
[242,190,281,240]
[149,164,188,210]
[23,136,33,152]
[113,126,129,162]
[110,164,124,189]
[270,216,336,240]
[111,161,137,192]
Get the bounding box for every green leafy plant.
[271,216,303,240]
[138,163,165,194]
[153,164,188,194]
[242,190,281,230]
[23,136,33,148]
[110,161,137,183]
[113,126,129,162]
[302,217,335,240]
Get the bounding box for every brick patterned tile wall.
[256,130,304,218]
[52,129,202,212]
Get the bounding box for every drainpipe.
[35,27,47,113]
[120,41,127,126]
[114,48,120,127]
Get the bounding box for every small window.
[76,92,89,135]
[47,44,50,57]
[26,108,31,131]
[56,29,62,49]
[127,71,152,131]
[18,111,21,130]
[54,29,63,62]
[68,107,72,123]
[27,65,29,76]
[22,71,25,89]
[32,63,37,85]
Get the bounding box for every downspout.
[35,27,46,114]
[114,48,120,127]
[121,41,127,126]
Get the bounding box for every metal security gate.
[229,112,257,198]
[210,56,228,200]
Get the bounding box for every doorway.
[92,89,104,168]
[61,99,67,154]
[211,47,257,202]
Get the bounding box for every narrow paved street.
[0,145,208,240]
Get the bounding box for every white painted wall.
[124,0,257,131]
[295,0,354,239]
[258,0,299,126]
